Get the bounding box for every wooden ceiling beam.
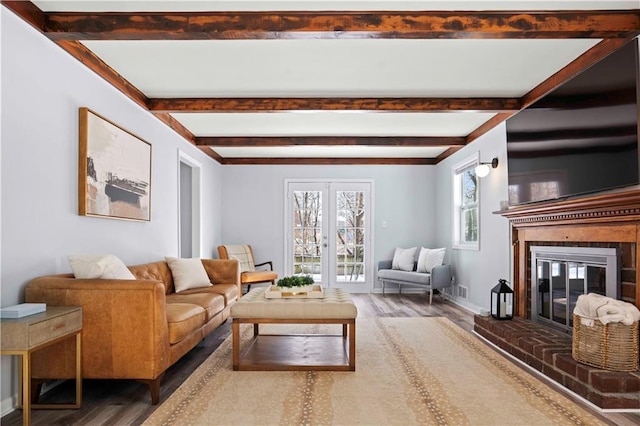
[435,146,464,162]
[149,97,521,113]
[220,157,438,165]
[1,1,44,30]
[152,113,197,144]
[196,136,465,147]
[42,11,640,40]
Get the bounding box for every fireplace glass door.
[536,260,607,331]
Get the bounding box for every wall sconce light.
[475,157,499,178]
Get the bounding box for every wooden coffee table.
[230,287,357,371]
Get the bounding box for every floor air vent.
[457,285,468,300]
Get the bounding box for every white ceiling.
[81,39,600,98]
[24,1,640,162]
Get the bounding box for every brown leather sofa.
[24,258,240,404]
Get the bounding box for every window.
[452,154,480,250]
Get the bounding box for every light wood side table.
[1,306,82,426]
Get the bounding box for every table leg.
[232,320,240,370]
[349,320,356,371]
[253,323,259,336]
[75,333,82,408]
[22,352,31,426]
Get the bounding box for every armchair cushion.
[218,244,278,288]
[392,247,417,271]
[223,245,256,272]
[417,247,446,273]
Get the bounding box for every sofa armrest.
[25,276,170,380]
[431,264,452,290]
[378,259,393,271]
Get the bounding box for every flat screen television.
[506,39,639,206]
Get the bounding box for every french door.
[285,180,373,292]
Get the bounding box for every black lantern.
[491,279,513,320]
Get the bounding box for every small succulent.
[277,275,315,288]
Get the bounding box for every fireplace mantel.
[498,187,640,318]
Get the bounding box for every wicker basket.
[572,314,639,372]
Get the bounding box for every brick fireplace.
[474,187,640,409]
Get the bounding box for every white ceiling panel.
[171,112,495,136]
[83,39,600,98]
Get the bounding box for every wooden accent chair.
[217,245,278,291]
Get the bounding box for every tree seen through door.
[292,190,365,283]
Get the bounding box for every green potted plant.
[277,275,315,288]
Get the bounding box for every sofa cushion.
[209,284,240,306]
[165,257,212,293]
[378,269,431,286]
[176,284,239,307]
[392,247,417,271]
[165,302,206,345]
[166,292,225,322]
[417,247,446,273]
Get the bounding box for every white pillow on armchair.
[417,247,446,273]
[391,247,417,271]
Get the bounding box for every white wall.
[0,8,223,414]
[434,123,511,311]
[220,165,437,284]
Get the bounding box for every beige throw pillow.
[165,257,212,293]
[391,247,417,271]
[68,254,135,279]
[417,247,446,273]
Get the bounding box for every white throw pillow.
[165,257,212,293]
[68,254,135,279]
[100,254,135,279]
[417,247,446,273]
[391,247,417,271]
[68,255,108,279]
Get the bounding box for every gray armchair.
[377,260,452,304]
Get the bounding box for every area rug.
[144,318,605,425]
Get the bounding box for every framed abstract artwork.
[78,107,152,221]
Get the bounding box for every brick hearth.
[474,315,640,410]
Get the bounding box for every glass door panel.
[291,187,325,282]
[537,260,551,320]
[551,262,567,325]
[568,262,586,327]
[335,190,365,284]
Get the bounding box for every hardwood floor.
[0,293,635,425]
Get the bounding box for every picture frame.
[78,107,152,221]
